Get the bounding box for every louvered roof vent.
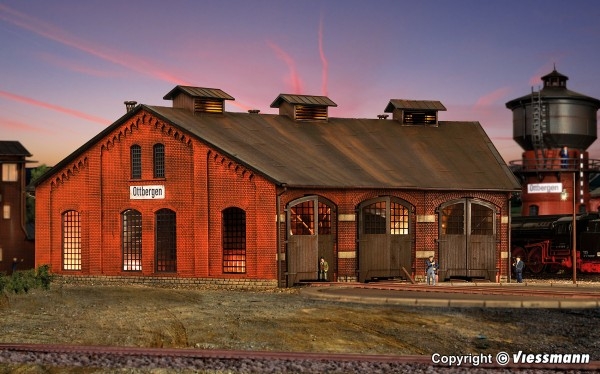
[270,94,337,121]
[384,99,446,126]
[163,86,234,114]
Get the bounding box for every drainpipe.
[276,184,287,287]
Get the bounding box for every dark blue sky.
[2,0,600,166]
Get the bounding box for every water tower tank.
[506,68,600,151]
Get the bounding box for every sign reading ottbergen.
[130,185,165,199]
[527,183,563,194]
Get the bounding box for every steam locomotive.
[511,213,600,273]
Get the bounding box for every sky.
[2,0,600,168]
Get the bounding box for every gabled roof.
[270,94,337,108]
[149,107,517,190]
[384,100,447,112]
[0,141,31,157]
[163,86,234,101]
[35,104,520,191]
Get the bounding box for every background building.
[506,68,600,216]
[0,141,35,274]
[35,86,520,286]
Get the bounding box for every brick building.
[0,141,35,274]
[34,86,520,286]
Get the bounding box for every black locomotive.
[511,213,600,273]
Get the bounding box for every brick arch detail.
[50,157,88,189]
[207,150,255,182]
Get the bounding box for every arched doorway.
[358,197,412,282]
[286,196,336,285]
[438,199,497,281]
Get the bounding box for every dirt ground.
[0,283,599,359]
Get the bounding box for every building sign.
[527,183,563,194]
[130,185,165,199]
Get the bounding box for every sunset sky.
[2,0,600,167]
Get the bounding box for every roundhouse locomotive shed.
[34,86,520,286]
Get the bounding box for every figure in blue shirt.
[426,256,438,285]
[513,256,525,283]
[560,146,569,169]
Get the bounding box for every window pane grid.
[363,201,386,234]
[131,145,141,179]
[62,210,81,270]
[153,144,165,178]
[471,204,493,235]
[155,209,176,272]
[223,207,246,273]
[442,204,465,235]
[290,201,314,235]
[122,209,142,271]
[390,202,409,235]
[317,202,331,235]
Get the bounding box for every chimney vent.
[248,109,260,114]
[124,101,137,113]
[377,114,389,119]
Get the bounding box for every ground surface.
[0,282,599,362]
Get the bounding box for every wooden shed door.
[286,196,336,285]
[358,197,412,282]
[438,199,496,280]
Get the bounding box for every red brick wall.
[35,109,512,283]
[36,111,278,280]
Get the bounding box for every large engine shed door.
[286,196,336,286]
[438,199,497,281]
[358,197,412,283]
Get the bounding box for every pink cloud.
[268,41,304,94]
[474,87,512,108]
[0,116,52,134]
[0,4,191,85]
[318,14,329,97]
[38,52,123,78]
[0,90,110,125]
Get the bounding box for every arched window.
[155,208,176,272]
[62,210,81,270]
[122,209,142,271]
[153,143,165,178]
[361,198,410,235]
[470,203,494,235]
[222,207,246,273]
[441,203,465,235]
[290,200,314,235]
[130,145,141,179]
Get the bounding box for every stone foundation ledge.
[53,275,278,290]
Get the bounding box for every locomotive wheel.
[527,247,544,274]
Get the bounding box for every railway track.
[2,343,599,372]
[358,281,600,299]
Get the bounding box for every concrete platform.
[299,281,600,308]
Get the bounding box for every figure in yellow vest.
[319,257,329,281]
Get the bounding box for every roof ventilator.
[384,99,446,126]
[270,94,337,122]
[163,86,235,115]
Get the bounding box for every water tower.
[506,68,600,216]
